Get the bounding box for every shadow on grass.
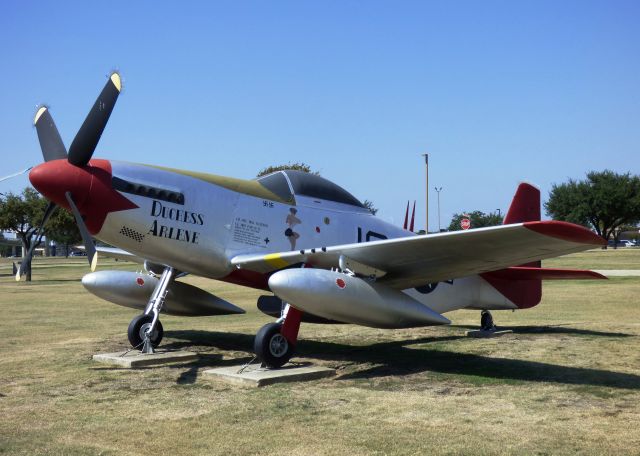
[451,324,634,338]
[166,329,640,390]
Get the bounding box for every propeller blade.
[64,192,97,271]
[15,201,57,281]
[68,72,121,166]
[0,167,32,183]
[34,106,67,161]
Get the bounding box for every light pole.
[422,154,429,233]
[435,187,443,232]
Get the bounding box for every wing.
[95,246,145,264]
[231,221,605,290]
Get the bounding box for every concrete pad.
[203,363,336,387]
[466,329,514,338]
[93,349,198,368]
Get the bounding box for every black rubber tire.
[480,311,495,331]
[254,322,294,368]
[127,314,164,348]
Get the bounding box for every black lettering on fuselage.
[357,227,388,243]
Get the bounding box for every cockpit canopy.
[257,170,365,209]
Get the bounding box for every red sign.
[461,218,471,230]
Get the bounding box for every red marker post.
[461,218,471,230]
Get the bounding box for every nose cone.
[29,159,93,209]
[268,270,292,297]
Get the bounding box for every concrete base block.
[93,349,198,368]
[466,329,514,338]
[203,363,336,387]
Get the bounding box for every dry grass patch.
[1,255,639,455]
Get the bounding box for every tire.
[480,311,495,331]
[254,322,294,368]
[128,314,164,348]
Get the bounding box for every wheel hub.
[269,333,288,357]
[140,322,158,341]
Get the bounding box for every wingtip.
[524,221,606,245]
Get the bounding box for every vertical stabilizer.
[503,182,540,224]
[482,182,542,309]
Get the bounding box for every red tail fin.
[483,182,542,308]
[403,201,409,230]
[409,201,416,232]
[503,182,540,225]
[484,182,603,310]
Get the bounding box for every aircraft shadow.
[165,330,640,390]
[451,324,633,338]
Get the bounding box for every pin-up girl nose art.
[285,207,301,250]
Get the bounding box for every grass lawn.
[0,249,639,455]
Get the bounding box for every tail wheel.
[480,311,495,331]
[254,322,294,368]
[128,314,164,348]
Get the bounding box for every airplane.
[14,73,606,368]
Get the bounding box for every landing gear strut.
[127,266,176,353]
[254,304,303,368]
[480,310,496,331]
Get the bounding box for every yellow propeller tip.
[90,253,98,272]
[110,72,122,92]
[34,106,48,125]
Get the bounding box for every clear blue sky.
[2,1,639,231]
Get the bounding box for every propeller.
[68,72,121,166]
[65,192,98,272]
[15,72,122,280]
[15,201,58,281]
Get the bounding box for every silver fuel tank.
[268,269,450,328]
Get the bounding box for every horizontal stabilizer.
[484,267,607,281]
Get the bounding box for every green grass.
[543,246,640,269]
[0,252,639,455]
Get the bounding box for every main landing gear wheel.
[480,310,496,331]
[254,322,294,368]
[128,314,164,348]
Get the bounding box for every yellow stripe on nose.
[264,253,289,269]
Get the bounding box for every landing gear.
[480,310,496,331]
[254,304,303,368]
[128,314,164,348]
[128,266,176,353]
[254,322,293,368]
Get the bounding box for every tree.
[545,170,640,247]
[46,208,82,257]
[448,210,503,231]
[362,200,378,216]
[257,162,318,178]
[0,188,47,281]
[257,163,378,215]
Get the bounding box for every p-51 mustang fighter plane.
[17,73,605,367]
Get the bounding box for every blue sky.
[1,1,639,231]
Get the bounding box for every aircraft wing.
[93,246,145,264]
[231,221,605,290]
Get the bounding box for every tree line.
[0,188,81,264]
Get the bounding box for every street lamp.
[435,187,443,232]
